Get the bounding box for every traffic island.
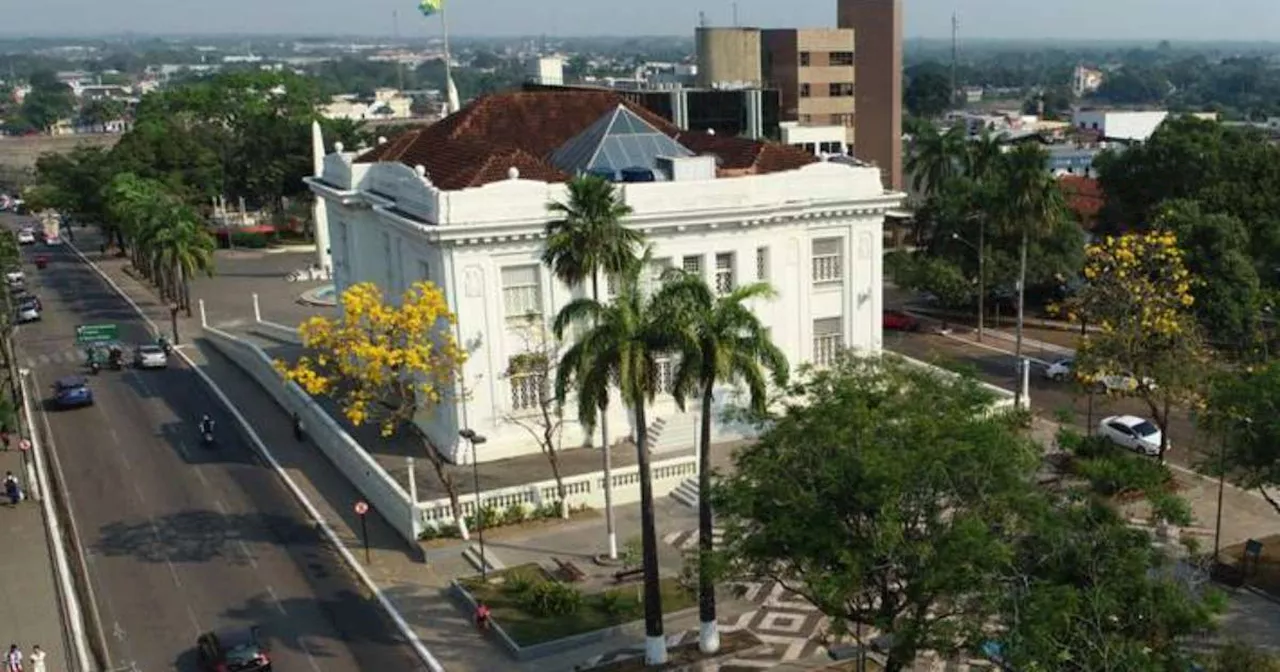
[450,563,699,661]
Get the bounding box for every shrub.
[1075,453,1169,496]
[501,570,538,598]
[465,505,502,531]
[521,580,582,617]
[600,591,638,618]
[228,231,270,248]
[1149,491,1194,527]
[502,502,528,526]
[622,536,643,570]
[532,501,560,519]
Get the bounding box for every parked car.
[1098,414,1165,457]
[16,229,35,245]
[883,310,921,332]
[133,344,168,369]
[196,627,272,672]
[5,270,23,288]
[15,297,40,323]
[52,376,93,409]
[1044,358,1073,381]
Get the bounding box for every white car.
[5,270,23,288]
[1098,415,1166,457]
[1044,359,1074,381]
[134,344,169,369]
[16,229,35,245]
[15,301,39,323]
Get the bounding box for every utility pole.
[732,3,739,27]
[950,12,959,109]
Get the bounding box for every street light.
[459,428,488,581]
[951,226,986,343]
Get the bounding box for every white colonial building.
[307,90,903,464]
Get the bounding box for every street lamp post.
[1215,416,1251,564]
[952,222,985,342]
[459,429,488,581]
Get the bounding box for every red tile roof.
[356,90,816,190]
[1058,175,1103,228]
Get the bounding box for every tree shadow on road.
[92,509,323,565]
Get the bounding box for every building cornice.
[304,176,362,205]
[386,192,905,247]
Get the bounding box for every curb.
[65,239,446,671]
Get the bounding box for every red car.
[883,310,921,332]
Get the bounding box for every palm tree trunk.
[1013,229,1029,410]
[633,393,667,666]
[696,380,719,654]
[591,274,618,560]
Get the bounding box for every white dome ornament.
[333,141,344,153]
[507,166,520,180]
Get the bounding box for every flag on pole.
[418,0,442,17]
[446,76,461,114]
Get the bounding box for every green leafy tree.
[553,252,684,666]
[712,355,1037,672]
[542,174,644,561]
[656,274,788,654]
[19,82,75,131]
[1201,362,1280,514]
[997,497,1222,671]
[78,98,127,128]
[150,214,216,316]
[905,123,967,198]
[904,62,955,119]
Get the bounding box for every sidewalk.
[0,449,72,672]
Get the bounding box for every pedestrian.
[292,413,304,442]
[26,646,43,672]
[5,643,21,672]
[4,472,20,506]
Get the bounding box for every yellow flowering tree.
[1065,230,1208,460]
[278,281,468,517]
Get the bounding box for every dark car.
[882,309,921,332]
[53,376,93,408]
[196,627,271,672]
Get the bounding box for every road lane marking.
[266,585,287,615]
[127,370,153,397]
[174,438,192,463]
[297,635,324,672]
[237,540,260,569]
[108,428,120,446]
[213,499,228,514]
[148,518,185,589]
[132,482,145,504]
[184,604,203,639]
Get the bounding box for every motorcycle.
[202,430,215,447]
[89,360,100,375]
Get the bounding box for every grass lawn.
[1222,534,1280,598]
[460,564,698,647]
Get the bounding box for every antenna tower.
[699,11,708,28]
[950,12,959,109]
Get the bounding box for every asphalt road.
[884,328,1205,470]
[7,221,423,670]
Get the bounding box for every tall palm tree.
[543,174,644,560]
[553,252,681,666]
[657,274,788,654]
[994,143,1064,408]
[905,123,967,198]
[151,209,216,316]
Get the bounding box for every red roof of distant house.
[356,90,817,190]
[1059,175,1103,227]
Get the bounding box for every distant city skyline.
[6,0,1280,42]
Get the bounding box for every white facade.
[1071,110,1169,142]
[780,121,848,156]
[308,150,902,464]
[527,57,565,86]
[321,88,413,121]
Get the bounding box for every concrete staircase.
[644,410,698,454]
[670,477,700,509]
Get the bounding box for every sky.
[4,0,1280,41]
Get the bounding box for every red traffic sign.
[354,501,369,516]
[17,439,30,452]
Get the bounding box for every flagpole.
[440,0,455,113]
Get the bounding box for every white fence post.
[253,293,262,324]
[199,299,208,328]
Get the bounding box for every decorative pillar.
[310,120,333,275]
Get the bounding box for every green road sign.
[75,324,119,344]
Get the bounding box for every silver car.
[134,344,168,369]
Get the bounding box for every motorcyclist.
[157,334,170,352]
[199,414,215,438]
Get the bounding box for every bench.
[613,567,644,584]
[553,557,587,583]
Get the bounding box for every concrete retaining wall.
[202,326,420,544]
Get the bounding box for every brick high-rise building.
[760,29,857,147]
[837,0,902,190]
